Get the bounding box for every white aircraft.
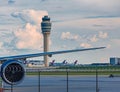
[49,60,67,66]
[65,60,78,66]
[27,60,44,67]
[49,60,78,66]
[0,47,105,85]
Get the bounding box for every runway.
[3,75,120,92]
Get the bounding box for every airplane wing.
[0,47,105,61]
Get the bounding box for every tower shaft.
[43,32,50,67]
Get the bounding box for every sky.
[0,0,120,64]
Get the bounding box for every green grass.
[26,70,120,75]
[26,65,120,75]
[59,65,120,70]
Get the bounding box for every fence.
[1,68,120,92]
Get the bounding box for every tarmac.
[2,75,120,92]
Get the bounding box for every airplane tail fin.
[50,60,55,66]
[74,60,78,65]
[62,60,66,64]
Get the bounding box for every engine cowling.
[1,60,25,85]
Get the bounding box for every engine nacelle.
[1,60,25,85]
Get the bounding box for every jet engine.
[0,60,25,85]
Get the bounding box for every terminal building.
[110,57,120,65]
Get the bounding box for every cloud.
[11,9,48,50]
[111,39,120,47]
[80,43,92,48]
[75,0,120,15]
[88,31,108,43]
[11,9,48,25]
[8,0,15,4]
[78,31,109,48]
[90,35,98,42]
[99,31,108,39]
[0,42,3,49]
[106,44,111,49]
[61,32,79,41]
[60,31,108,49]
[14,23,43,50]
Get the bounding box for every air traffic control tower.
[41,16,52,67]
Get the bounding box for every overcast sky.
[0,0,120,64]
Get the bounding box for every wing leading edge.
[0,47,105,61]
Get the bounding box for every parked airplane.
[49,60,55,66]
[49,60,67,66]
[27,60,44,67]
[0,47,105,85]
[50,60,78,66]
[66,60,78,66]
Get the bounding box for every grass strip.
[26,70,120,75]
